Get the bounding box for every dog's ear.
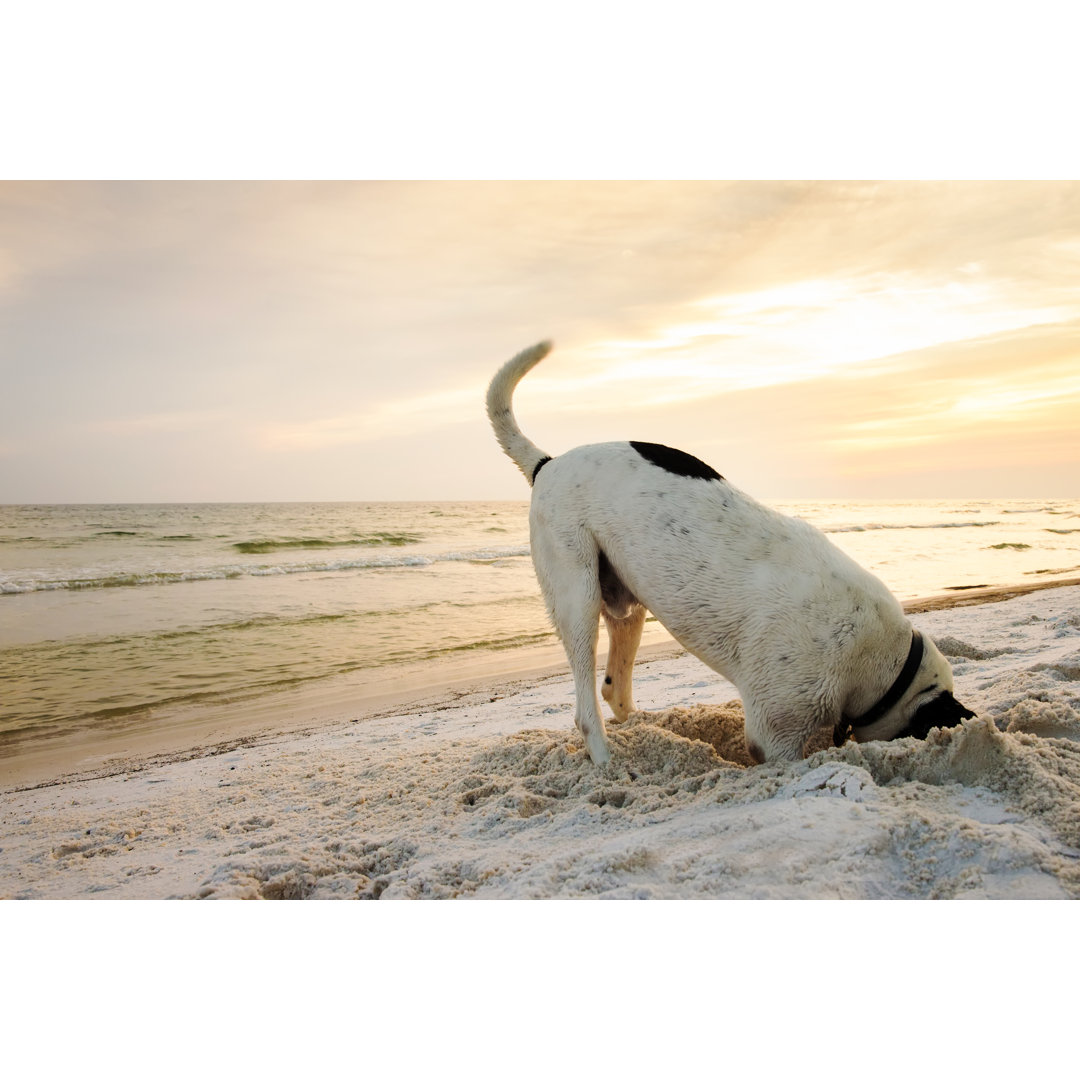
[905,691,976,740]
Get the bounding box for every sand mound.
[455,688,1080,897]
[456,674,1080,897]
[625,702,754,765]
[621,701,836,763]
[1003,697,1080,741]
[827,714,1080,863]
[934,635,1015,661]
[462,722,737,825]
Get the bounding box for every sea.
[2,498,1079,755]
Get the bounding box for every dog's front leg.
[601,604,646,723]
[743,701,812,764]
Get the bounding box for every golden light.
[949,375,1080,422]
[572,273,1077,413]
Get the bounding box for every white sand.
[2,585,1079,900]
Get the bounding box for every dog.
[487,340,975,766]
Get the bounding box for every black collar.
[833,629,925,746]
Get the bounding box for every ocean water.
[2,498,1079,752]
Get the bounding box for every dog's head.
[892,689,976,739]
[843,633,976,747]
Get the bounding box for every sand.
[2,581,1079,899]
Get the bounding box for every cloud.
[82,409,231,436]
[515,273,1080,421]
[257,385,484,450]
[821,323,1080,462]
[3,181,1080,500]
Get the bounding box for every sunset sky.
[2,180,1078,503]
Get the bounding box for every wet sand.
[0,629,681,791]
[903,575,1080,612]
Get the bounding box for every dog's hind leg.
[601,604,646,723]
[598,549,644,723]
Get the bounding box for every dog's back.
[531,440,905,688]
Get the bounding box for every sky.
[2,180,1079,503]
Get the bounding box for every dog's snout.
[746,739,765,765]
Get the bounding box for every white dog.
[487,340,975,766]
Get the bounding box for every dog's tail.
[486,340,554,486]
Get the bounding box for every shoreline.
[3,575,1079,794]
[901,575,1080,612]
[0,628,681,792]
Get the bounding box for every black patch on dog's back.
[531,456,552,483]
[630,441,723,482]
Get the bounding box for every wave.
[2,568,248,594]
[823,521,999,533]
[1,531,208,548]
[0,545,533,595]
[1001,506,1063,514]
[233,532,423,554]
[3,530,425,552]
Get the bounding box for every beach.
[3,578,1079,900]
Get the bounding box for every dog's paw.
[585,732,613,767]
